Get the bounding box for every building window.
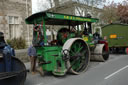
[8,16,20,24]
[8,16,21,39]
[9,16,13,24]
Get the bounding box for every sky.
[32,0,124,13]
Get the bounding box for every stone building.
[50,0,102,18]
[0,0,32,45]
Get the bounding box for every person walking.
[28,45,37,74]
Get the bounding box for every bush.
[7,37,27,49]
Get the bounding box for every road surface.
[24,54,128,85]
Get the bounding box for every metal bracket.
[62,49,70,61]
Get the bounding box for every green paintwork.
[102,24,128,47]
[25,12,98,25]
[36,46,66,74]
[46,12,98,22]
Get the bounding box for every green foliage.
[7,37,27,49]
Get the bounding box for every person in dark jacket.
[28,45,37,74]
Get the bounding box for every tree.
[74,0,106,16]
[101,0,128,24]
[117,0,128,23]
[36,0,54,12]
[101,1,119,24]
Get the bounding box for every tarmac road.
[24,54,128,85]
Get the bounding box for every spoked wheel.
[63,38,90,75]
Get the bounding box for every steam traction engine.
[25,12,109,76]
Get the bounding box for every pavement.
[24,61,39,72]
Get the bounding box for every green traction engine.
[25,12,109,76]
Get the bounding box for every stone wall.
[0,0,33,46]
[15,49,30,63]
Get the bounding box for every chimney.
[54,0,59,7]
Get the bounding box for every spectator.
[28,45,37,74]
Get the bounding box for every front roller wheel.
[63,38,90,74]
[91,44,109,62]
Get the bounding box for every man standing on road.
[28,45,37,74]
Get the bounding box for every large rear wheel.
[63,38,90,74]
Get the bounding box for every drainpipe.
[26,0,30,45]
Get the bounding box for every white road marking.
[105,65,128,79]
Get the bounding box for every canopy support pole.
[42,18,47,45]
